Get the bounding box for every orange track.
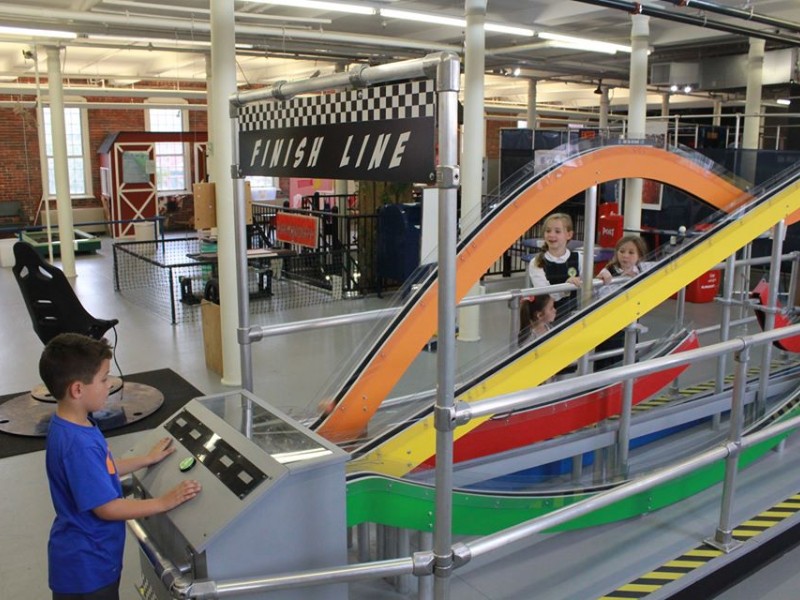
[317,145,752,442]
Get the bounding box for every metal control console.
[128,390,348,600]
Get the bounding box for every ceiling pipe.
[0,83,206,99]
[0,100,207,110]
[0,5,459,54]
[572,0,800,46]
[100,0,333,26]
[658,0,800,36]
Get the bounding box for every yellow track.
[318,145,750,442]
[349,154,800,477]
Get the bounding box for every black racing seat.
[12,241,118,344]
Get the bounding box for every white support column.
[599,86,609,131]
[743,38,765,151]
[623,14,649,233]
[458,0,487,342]
[45,46,76,277]
[527,78,537,130]
[209,0,241,385]
[661,92,670,118]
[712,97,723,127]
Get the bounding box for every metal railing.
[128,320,800,598]
[250,203,380,295]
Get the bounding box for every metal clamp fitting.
[436,164,460,188]
[184,580,217,600]
[451,542,472,569]
[411,550,435,576]
[454,401,472,427]
[434,405,456,432]
[734,337,751,362]
[238,326,258,344]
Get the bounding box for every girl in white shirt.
[527,213,582,314]
[595,235,649,370]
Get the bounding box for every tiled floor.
[1,237,798,599]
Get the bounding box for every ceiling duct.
[657,0,800,36]
[652,48,799,91]
[574,0,800,46]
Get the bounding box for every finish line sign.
[237,80,436,183]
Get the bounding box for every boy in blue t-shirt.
[40,333,201,600]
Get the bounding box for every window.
[43,105,91,196]
[246,175,277,201]
[146,103,190,192]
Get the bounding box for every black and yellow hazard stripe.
[631,360,798,416]
[598,492,800,599]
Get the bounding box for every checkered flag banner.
[238,79,435,132]
[237,79,437,183]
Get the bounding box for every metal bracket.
[433,405,456,431]
[411,550,435,576]
[724,439,742,459]
[507,290,522,310]
[704,531,744,554]
[436,164,460,189]
[453,401,472,427]
[432,553,454,578]
[451,542,472,569]
[184,579,217,600]
[239,326,259,344]
[734,338,751,363]
[229,164,243,179]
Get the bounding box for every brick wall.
[0,93,207,226]
[486,119,518,160]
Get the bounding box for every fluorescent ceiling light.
[381,9,463,28]
[544,40,617,55]
[380,8,533,36]
[538,31,631,54]
[251,2,537,36]
[0,26,77,39]
[485,23,535,37]
[776,98,791,106]
[246,0,375,15]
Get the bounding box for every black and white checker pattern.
[238,79,435,132]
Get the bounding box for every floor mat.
[0,368,204,459]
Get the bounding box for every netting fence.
[113,238,338,324]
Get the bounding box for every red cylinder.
[597,214,624,248]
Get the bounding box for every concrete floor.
[1,236,799,599]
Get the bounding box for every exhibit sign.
[275,213,319,249]
[237,80,436,183]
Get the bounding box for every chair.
[0,242,163,437]
[12,241,118,344]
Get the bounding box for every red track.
[419,332,699,469]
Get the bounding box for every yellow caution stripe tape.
[599,492,800,599]
[631,360,798,415]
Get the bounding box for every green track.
[346,422,795,535]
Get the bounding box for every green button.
[179,457,196,472]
